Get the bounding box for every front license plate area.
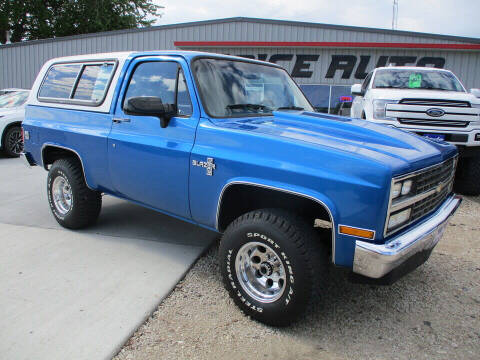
[423,133,445,141]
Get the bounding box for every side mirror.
[470,88,480,98]
[351,84,364,96]
[124,96,177,128]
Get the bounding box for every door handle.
[113,117,130,123]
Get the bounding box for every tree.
[0,0,162,44]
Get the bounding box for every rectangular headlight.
[388,208,411,230]
[373,99,397,120]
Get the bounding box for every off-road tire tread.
[454,157,480,195]
[48,158,102,229]
[220,208,329,326]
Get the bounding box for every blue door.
[107,57,199,219]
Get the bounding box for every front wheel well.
[1,121,22,148]
[217,183,333,234]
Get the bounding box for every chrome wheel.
[52,176,73,215]
[235,241,287,303]
[6,128,23,155]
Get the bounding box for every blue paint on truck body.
[23,51,458,268]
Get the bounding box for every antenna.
[392,0,399,30]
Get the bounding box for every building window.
[300,84,353,116]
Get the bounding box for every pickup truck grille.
[386,99,478,128]
[385,156,457,237]
[398,118,469,127]
[399,99,471,107]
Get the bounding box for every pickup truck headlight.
[392,179,413,199]
[388,208,411,230]
[373,99,397,120]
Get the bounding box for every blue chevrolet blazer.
[21,51,461,326]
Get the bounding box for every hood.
[214,111,457,176]
[369,88,480,104]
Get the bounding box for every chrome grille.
[413,157,455,195]
[385,156,457,237]
[398,118,469,128]
[399,99,471,107]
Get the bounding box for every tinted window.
[361,72,373,93]
[373,69,464,92]
[193,59,313,118]
[177,70,193,116]
[39,64,81,99]
[73,63,114,101]
[125,62,178,104]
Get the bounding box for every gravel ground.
[115,196,480,360]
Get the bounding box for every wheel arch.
[41,144,93,190]
[1,121,22,149]
[216,180,337,262]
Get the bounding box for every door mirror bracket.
[123,96,177,128]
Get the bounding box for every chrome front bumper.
[353,195,462,279]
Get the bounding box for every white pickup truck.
[351,66,480,195]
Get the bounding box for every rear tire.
[454,157,480,196]
[3,126,23,157]
[219,209,329,326]
[47,158,102,229]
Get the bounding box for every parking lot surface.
[0,156,217,360]
[116,197,480,360]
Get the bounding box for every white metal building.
[1,17,479,113]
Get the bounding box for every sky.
[153,0,479,39]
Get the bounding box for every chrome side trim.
[41,143,94,190]
[354,194,461,278]
[215,181,336,264]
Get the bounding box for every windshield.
[192,58,313,117]
[373,69,464,92]
[0,91,29,108]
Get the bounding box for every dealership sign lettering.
[238,54,446,79]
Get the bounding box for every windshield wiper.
[276,106,304,111]
[226,103,271,111]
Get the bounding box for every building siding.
[1,18,479,89]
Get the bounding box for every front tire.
[3,126,23,157]
[219,209,328,326]
[47,158,102,229]
[454,156,480,195]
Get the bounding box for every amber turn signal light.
[339,225,375,240]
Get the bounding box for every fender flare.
[41,143,94,190]
[216,178,339,264]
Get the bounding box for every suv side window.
[39,64,82,99]
[125,61,193,117]
[361,72,373,94]
[177,69,193,117]
[38,61,116,105]
[73,63,115,102]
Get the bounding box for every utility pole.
[392,0,399,30]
